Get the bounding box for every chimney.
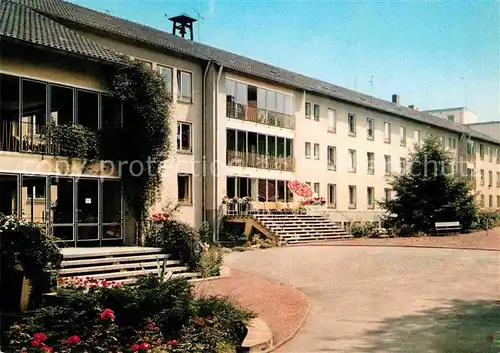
[169,14,197,41]
[408,104,419,111]
[392,94,400,105]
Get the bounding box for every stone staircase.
[59,247,199,285]
[253,213,351,244]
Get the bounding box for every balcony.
[226,102,295,130]
[226,150,295,172]
[0,120,60,154]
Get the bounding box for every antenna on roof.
[192,8,204,41]
[369,75,374,102]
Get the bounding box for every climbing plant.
[108,58,172,242]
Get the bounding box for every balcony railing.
[0,120,60,154]
[226,102,295,130]
[227,150,295,172]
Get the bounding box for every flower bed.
[5,276,254,352]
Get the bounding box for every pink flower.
[131,343,140,351]
[167,339,179,346]
[140,342,151,350]
[41,346,54,353]
[99,308,115,321]
[67,335,81,345]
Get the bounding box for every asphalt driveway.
[225,246,500,353]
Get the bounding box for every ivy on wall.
[108,58,172,242]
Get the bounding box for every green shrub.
[197,247,224,277]
[0,215,62,310]
[146,219,202,270]
[198,221,213,244]
[473,211,500,230]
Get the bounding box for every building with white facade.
[1,0,499,247]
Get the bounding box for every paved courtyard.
[225,246,500,353]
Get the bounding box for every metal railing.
[226,102,295,129]
[226,150,295,172]
[0,120,60,154]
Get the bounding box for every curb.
[292,243,500,252]
[242,318,274,352]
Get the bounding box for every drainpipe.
[214,65,224,242]
[202,60,212,224]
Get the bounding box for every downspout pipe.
[214,65,224,242]
[202,60,212,224]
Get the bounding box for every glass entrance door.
[77,179,99,244]
[49,177,75,244]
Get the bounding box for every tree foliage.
[379,138,477,234]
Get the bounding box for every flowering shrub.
[57,277,124,293]
[221,196,252,205]
[300,196,326,206]
[6,276,254,353]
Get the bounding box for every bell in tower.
[168,14,197,41]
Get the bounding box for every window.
[77,90,98,130]
[102,180,122,239]
[480,169,485,185]
[400,157,407,174]
[177,174,192,203]
[453,138,457,149]
[50,84,74,125]
[313,182,320,196]
[156,65,173,95]
[327,184,336,208]
[305,102,311,118]
[498,196,500,207]
[489,195,493,208]
[0,174,18,217]
[447,115,455,122]
[480,194,484,207]
[305,142,311,158]
[467,140,475,155]
[384,188,392,201]
[367,152,374,174]
[384,122,391,143]
[497,148,500,164]
[177,122,192,152]
[177,70,192,102]
[384,155,391,175]
[400,126,406,146]
[488,170,492,186]
[313,104,320,121]
[439,136,445,146]
[327,109,336,132]
[414,129,421,145]
[448,137,457,150]
[348,113,356,135]
[367,187,375,209]
[479,144,484,160]
[348,185,357,208]
[313,143,320,159]
[327,146,336,170]
[22,176,47,224]
[488,146,492,162]
[367,118,374,140]
[348,149,357,172]
[497,172,500,187]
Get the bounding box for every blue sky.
[72,0,499,122]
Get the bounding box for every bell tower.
[168,14,197,41]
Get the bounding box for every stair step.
[62,267,190,280]
[285,235,351,242]
[61,247,164,259]
[60,260,182,275]
[62,254,171,267]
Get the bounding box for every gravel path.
[192,269,308,347]
[225,246,500,353]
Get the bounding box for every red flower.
[31,339,42,347]
[140,342,151,350]
[131,343,140,351]
[167,339,179,346]
[67,335,81,345]
[41,346,53,353]
[99,308,115,321]
[486,334,494,342]
[34,333,48,342]
[152,213,169,221]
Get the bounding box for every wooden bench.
[435,221,461,235]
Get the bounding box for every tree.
[379,138,477,235]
